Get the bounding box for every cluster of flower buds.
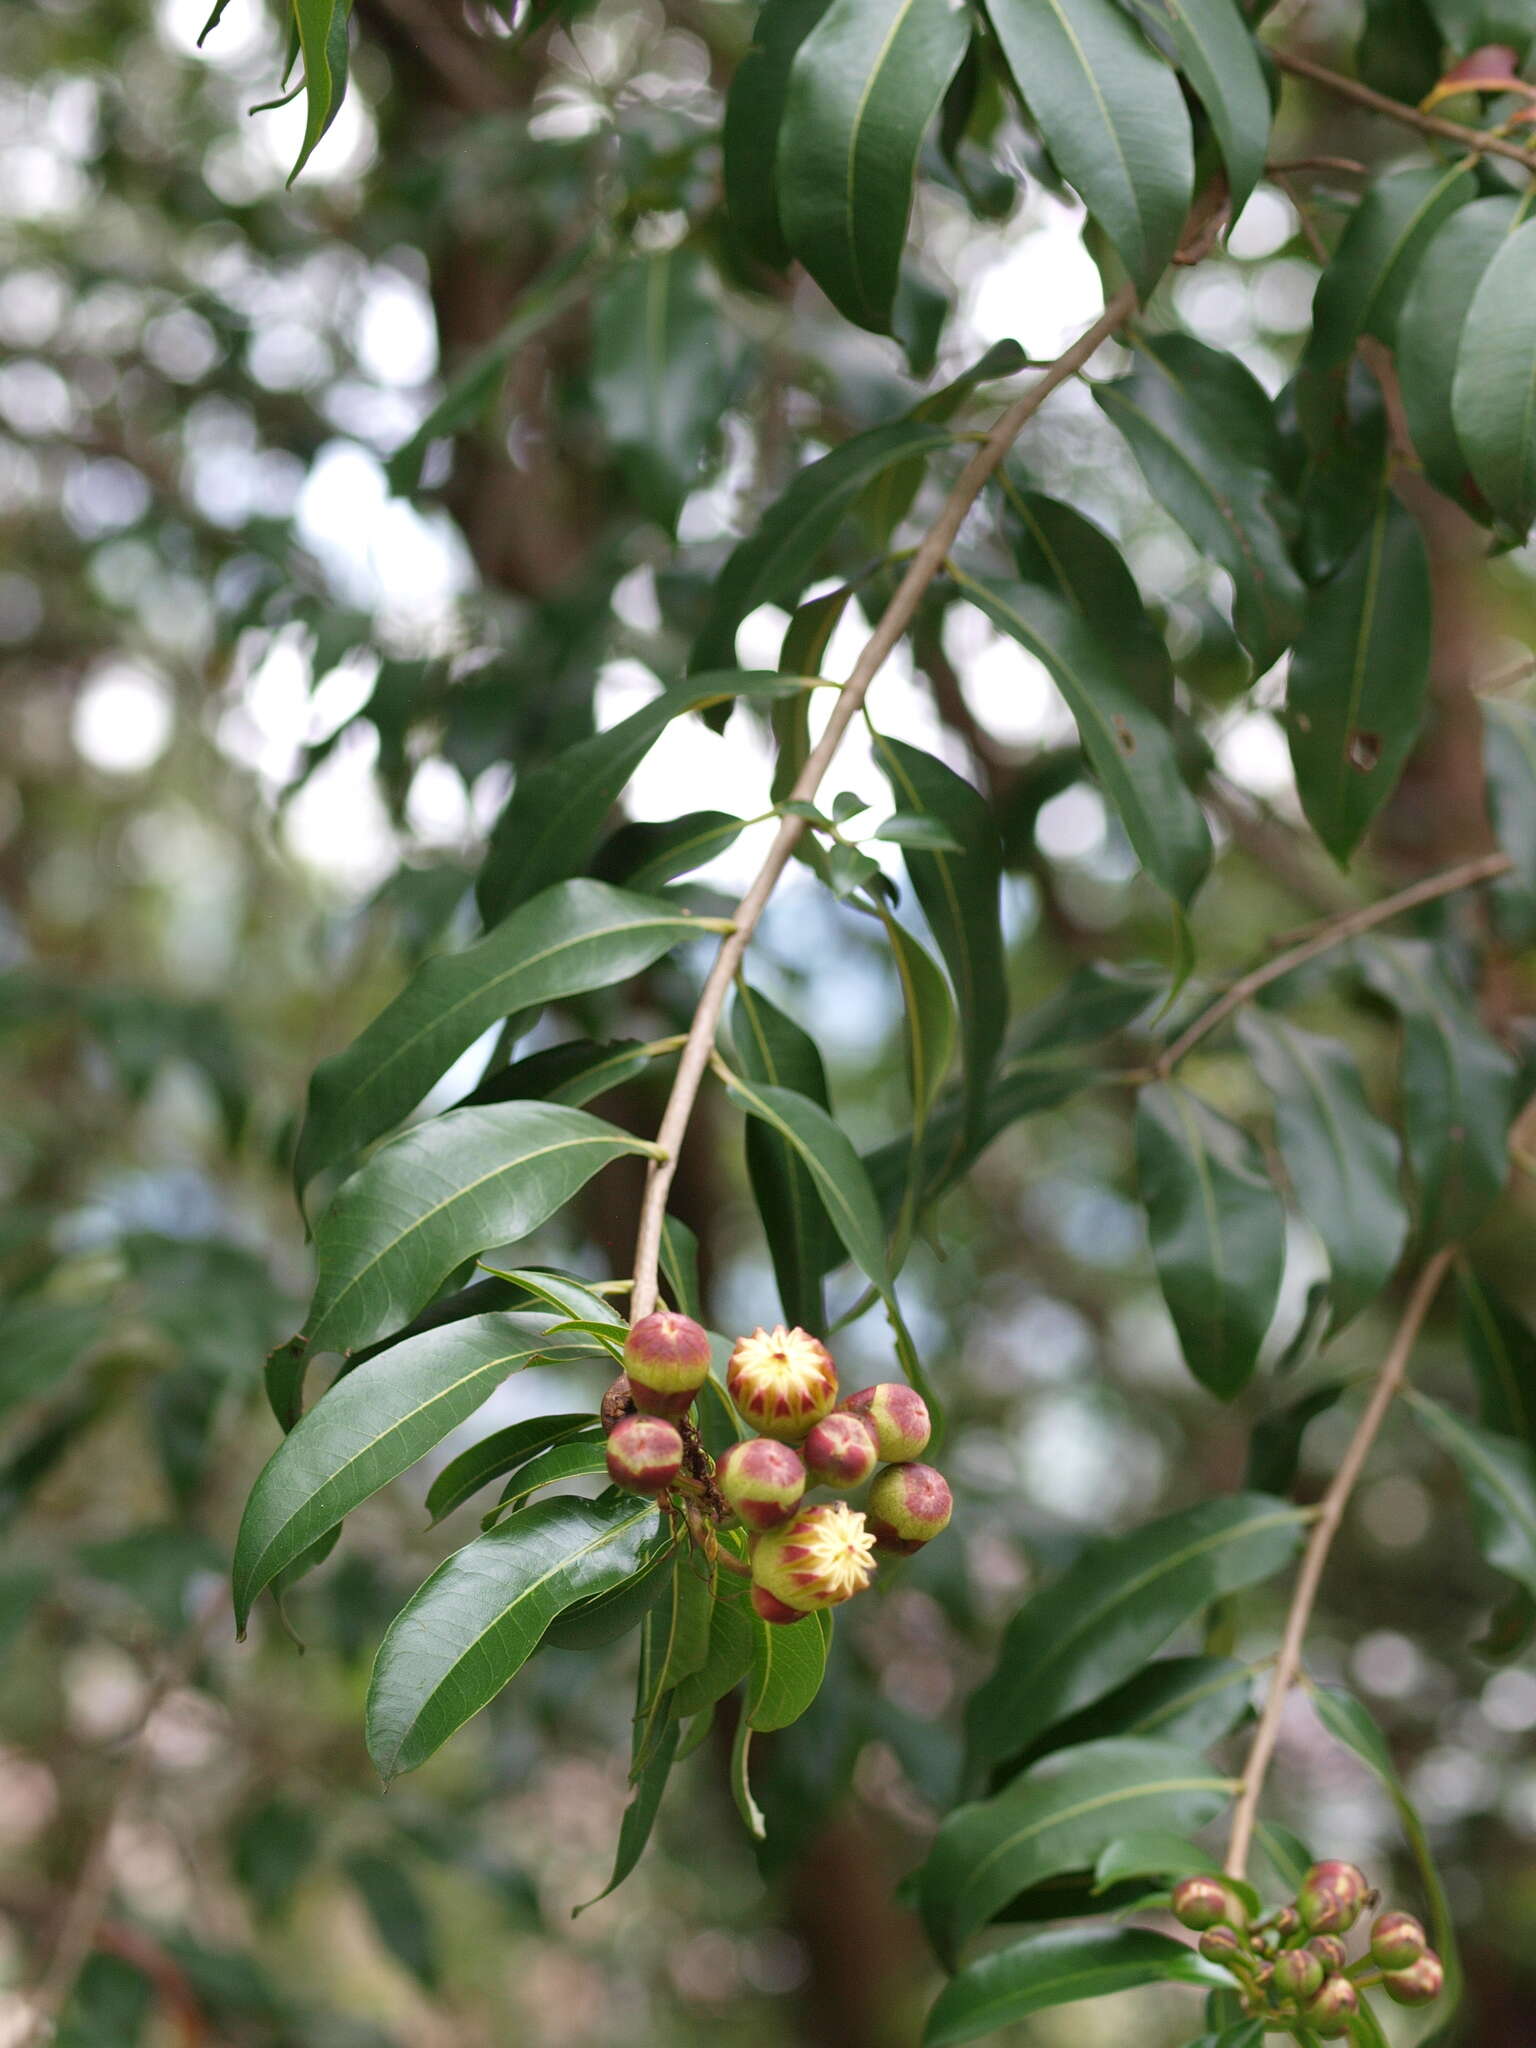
[602,1312,952,1624]
[1171,1863,1444,2036]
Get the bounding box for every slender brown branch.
[627,283,1140,1319]
[1225,1248,1456,1878]
[1155,851,1513,1077]
[1274,47,1536,175]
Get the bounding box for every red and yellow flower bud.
[750,1501,877,1613]
[839,1382,931,1462]
[1171,1875,1244,1932]
[715,1437,807,1531]
[1382,1951,1445,2007]
[1297,1860,1370,1933]
[622,1310,712,1417]
[1269,1905,1301,1942]
[866,1461,953,1554]
[1370,1911,1428,1970]
[727,1325,837,1440]
[1306,1975,1359,2037]
[1197,1927,1246,1968]
[604,1413,683,1495]
[1271,1948,1325,2004]
[803,1411,880,1490]
[750,1583,807,1625]
[1306,1936,1348,1973]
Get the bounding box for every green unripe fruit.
[1382,1951,1445,2007]
[803,1411,880,1490]
[1270,1905,1301,1943]
[749,1583,807,1625]
[839,1382,931,1462]
[1271,1948,1325,2004]
[1306,1937,1348,1973]
[715,1437,807,1531]
[866,1461,952,1554]
[1306,1975,1359,2036]
[604,1413,684,1495]
[1171,1875,1245,1932]
[1197,1927,1245,1968]
[623,1310,712,1417]
[1370,1910,1428,1970]
[727,1325,838,1440]
[751,1501,877,1612]
[1297,1860,1370,1934]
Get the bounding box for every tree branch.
[1274,47,1536,175]
[627,282,1140,1319]
[1225,1247,1456,1879]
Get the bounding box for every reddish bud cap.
[1271,1949,1325,2004]
[623,1310,712,1416]
[866,1461,953,1554]
[1383,1951,1445,2007]
[604,1414,683,1495]
[1298,1860,1370,1934]
[715,1437,807,1530]
[1306,1975,1359,2036]
[727,1325,838,1440]
[803,1411,880,1491]
[1370,1910,1428,1970]
[750,1583,808,1625]
[1197,1926,1244,1966]
[1270,1905,1301,1941]
[839,1383,931,1462]
[1171,1876,1241,1932]
[1306,1936,1348,1973]
[751,1501,877,1612]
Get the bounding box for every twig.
[1225,1248,1456,1878]
[626,282,1140,1319]
[1265,155,1369,176]
[1274,47,1536,175]
[1155,851,1513,1077]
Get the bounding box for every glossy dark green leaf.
[235,1314,592,1629]
[344,1851,437,1989]
[1092,1829,1222,1887]
[366,1491,666,1778]
[860,339,1029,545]
[1008,960,1162,1058]
[724,0,830,269]
[1135,1083,1286,1399]
[487,1437,610,1519]
[1239,1012,1407,1330]
[542,1532,678,1648]
[1286,492,1432,867]
[300,1104,656,1360]
[777,0,971,331]
[1017,1654,1252,1770]
[1457,1268,1536,1447]
[747,1605,833,1730]
[426,1412,596,1524]
[1244,1381,1345,1498]
[576,1714,680,1913]
[232,1798,319,1921]
[593,812,746,892]
[1359,939,1518,1245]
[690,423,954,672]
[1140,0,1269,218]
[671,1566,757,1716]
[920,1738,1231,1965]
[1357,0,1441,99]
[729,984,840,1330]
[925,1925,1216,2046]
[1409,1392,1536,1602]
[289,0,349,183]
[296,881,721,1196]
[884,913,958,1125]
[1399,198,1520,507]
[1453,216,1536,538]
[964,1493,1303,1783]
[634,1553,717,1767]
[725,1070,891,1293]
[958,574,1211,902]
[983,0,1193,294]
[1294,361,1389,586]
[1482,699,1536,943]
[461,1039,657,1113]
[591,247,736,531]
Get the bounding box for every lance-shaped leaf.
[958,574,1211,903]
[920,1738,1232,1965]
[1140,0,1270,219]
[881,914,959,1237]
[964,1493,1304,1783]
[1244,1381,1345,1498]
[747,1606,834,1731]
[925,1925,1218,2047]
[1135,1083,1285,1399]
[367,1491,668,1778]
[983,0,1193,294]
[724,1073,891,1292]
[301,1103,659,1359]
[0,1301,105,1420]
[296,882,720,1197]
[290,0,350,183]
[690,422,955,672]
[1399,197,1520,508]
[1452,215,1536,539]
[1238,1012,1407,1332]
[345,1852,437,1989]
[1358,940,1518,1246]
[633,1553,717,1770]
[476,672,806,921]
[1016,1655,1252,1770]
[593,813,747,893]
[729,986,841,1331]
[671,1568,757,1715]
[233,1314,593,1630]
[860,340,1028,545]
[1482,699,1536,944]
[487,1437,611,1519]
[776,0,971,332]
[1457,1268,1536,1449]
[591,247,736,531]
[1286,491,1431,867]
[724,0,830,270]
[576,1714,680,1913]
[462,1038,657,1113]
[426,1411,596,1525]
[1408,1392,1536,1604]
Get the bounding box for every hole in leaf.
[1346,730,1382,772]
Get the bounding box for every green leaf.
[777,0,971,331]
[344,1851,437,1989]
[729,985,840,1331]
[1096,340,1304,674]
[1286,491,1432,867]
[0,1568,46,1662]
[1244,1382,1345,1498]
[476,672,805,922]
[634,1553,718,1767]
[591,248,736,531]
[919,1738,1232,1966]
[0,1300,104,1419]
[1140,0,1270,219]
[724,0,830,270]
[956,573,1211,903]
[234,1314,590,1630]
[690,422,955,672]
[301,1104,657,1359]
[747,1606,834,1730]
[874,814,965,853]
[289,0,351,184]
[725,1071,892,1294]
[593,813,747,893]
[731,1713,765,1838]
[366,1491,667,1779]
[576,1714,680,1912]
[1452,214,1536,538]
[488,1437,611,1518]
[542,1533,678,1648]
[860,340,1029,544]
[1016,1654,1253,1769]
[1457,1268,1536,1447]
[426,1412,596,1524]
[1008,960,1162,1057]
[1408,1392,1536,1603]
[1093,1829,1222,1887]
[925,1925,1217,2046]
[659,1216,704,1322]
[982,0,1193,294]
[232,1798,319,1921]
[671,1567,757,1716]
[1399,197,1521,508]
[1358,940,1518,1245]
[1135,1083,1286,1400]
[964,1495,1302,1784]
[1482,699,1536,944]
[881,913,960,1244]
[296,881,721,1197]
[460,1039,652,1113]
[1238,1012,1408,1331]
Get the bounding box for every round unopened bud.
[1382,1950,1445,2007]
[751,1501,877,1613]
[727,1325,837,1440]
[866,1462,953,1554]
[1370,1910,1428,1970]
[1197,1927,1245,1968]
[1306,1975,1359,2037]
[600,1376,635,1436]
[803,1411,880,1490]
[1270,1905,1301,1942]
[715,1437,807,1531]
[623,1310,712,1417]
[1271,1948,1325,2005]
[750,1582,808,1625]
[1298,1860,1370,1934]
[1306,1936,1348,1973]
[1171,1876,1244,1932]
[604,1413,683,1495]
[839,1382,931,1462]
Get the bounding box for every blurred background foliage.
[4,0,1536,2040]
